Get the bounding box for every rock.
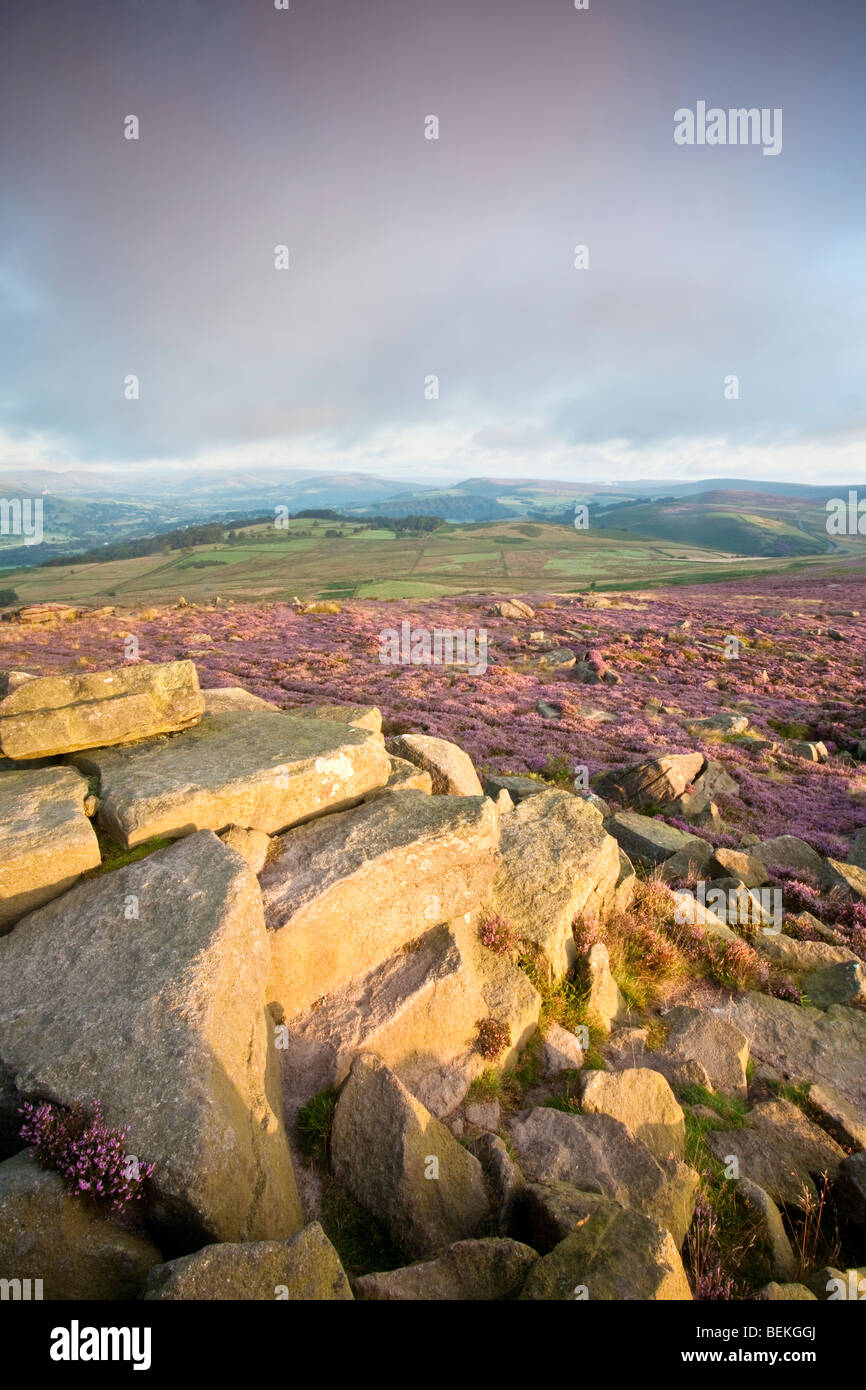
[577,1068,686,1161]
[755,1282,817,1301]
[595,753,705,809]
[605,812,704,869]
[820,857,866,902]
[542,1023,586,1076]
[202,687,278,713]
[660,1007,750,1100]
[728,992,866,1124]
[507,1108,697,1248]
[755,934,858,978]
[659,839,714,883]
[641,1055,712,1094]
[219,825,272,874]
[693,759,740,799]
[603,1027,648,1070]
[484,791,621,981]
[6,602,78,626]
[330,1055,490,1259]
[705,1099,844,1209]
[611,847,637,913]
[72,710,391,849]
[736,1178,797,1282]
[0,832,303,1247]
[353,1238,538,1300]
[807,1083,866,1151]
[664,790,722,832]
[0,1152,162,1300]
[789,741,828,762]
[489,600,534,620]
[836,1151,866,1229]
[803,959,866,1009]
[142,1224,352,1300]
[584,942,628,1034]
[0,670,35,697]
[482,774,546,804]
[517,1191,692,1301]
[707,848,767,888]
[310,704,383,735]
[261,790,501,1019]
[579,790,613,818]
[274,915,540,1120]
[382,755,433,794]
[668,890,742,943]
[0,660,204,760]
[805,1265,866,1300]
[536,701,562,721]
[465,1133,524,1232]
[753,836,824,875]
[0,766,101,933]
[387,734,482,796]
[848,828,866,871]
[685,713,749,737]
[463,1099,500,1132]
[573,661,603,685]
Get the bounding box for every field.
[0,517,848,609]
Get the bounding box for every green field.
[0,516,850,608]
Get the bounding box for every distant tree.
[0,588,18,606]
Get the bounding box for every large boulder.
[753,836,823,875]
[0,832,302,1247]
[142,1224,352,1300]
[658,1007,750,1101]
[275,915,540,1120]
[605,812,704,868]
[819,858,866,902]
[330,1055,490,1259]
[726,992,866,1124]
[484,791,621,980]
[71,710,391,848]
[518,1191,692,1301]
[201,687,278,714]
[705,1099,844,1209]
[595,754,705,809]
[0,660,204,760]
[583,943,628,1034]
[0,766,101,933]
[577,1068,686,1161]
[353,1238,538,1300]
[507,1108,697,1248]
[261,790,501,1019]
[0,1152,163,1300]
[387,734,482,796]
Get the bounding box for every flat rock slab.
[0,766,100,933]
[330,1054,490,1259]
[261,789,501,1019]
[201,687,278,713]
[660,1006,750,1100]
[142,1224,352,1300]
[595,754,705,809]
[507,1108,698,1248]
[71,710,391,849]
[727,991,866,1124]
[705,1098,844,1209]
[606,812,704,868]
[754,836,824,875]
[353,1238,538,1300]
[485,790,621,980]
[0,660,204,759]
[0,1152,163,1300]
[277,915,540,1120]
[0,831,302,1247]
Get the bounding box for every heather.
[4,565,866,855]
[18,1098,154,1213]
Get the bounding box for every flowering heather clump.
[572,910,602,955]
[475,1018,511,1062]
[19,1098,154,1212]
[478,914,519,955]
[686,1195,740,1301]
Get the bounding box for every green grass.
[86,829,173,877]
[319,1181,407,1278]
[296,1088,339,1162]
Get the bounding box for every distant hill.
[592,490,832,557]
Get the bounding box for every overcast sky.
[1,0,864,485]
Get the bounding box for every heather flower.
[478,914,519,955]
[19,1098,154,1213]
[476,1018,511,1061]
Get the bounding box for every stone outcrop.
[387,734,483,795]
[142,1224,352,1300]
[72,710,391,848]
[0,765,101,932]
[353,1238,538,1300]
[0,832,303,1247]
[0,660,204,760]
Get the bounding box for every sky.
[0,0,864,487]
